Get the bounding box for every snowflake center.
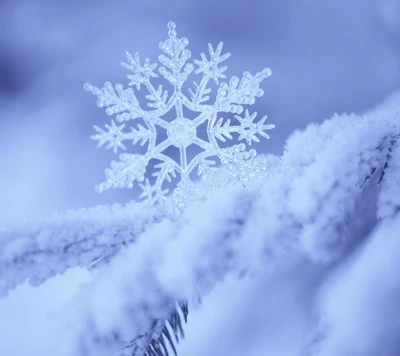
[167,118,196,147]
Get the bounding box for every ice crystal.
[85,21,274,204]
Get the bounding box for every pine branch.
[121,301,188,356]
[0,202,162,298]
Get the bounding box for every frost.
[85,21,273,204]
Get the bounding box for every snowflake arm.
[92,120,127,153]
[194,42,231,83]
[211,110,275,146]
[197,158,217,179]
[121,51,158,90]
[158,22,194,89]
[214,68,272,114]
[97,136,180,193]
[98,153,148,192]
[186,149,219,176]
[235,110,275,145]
[84,82,144,122]
[153,161,177,183]
[130,124,154,146]
[188,82,212,106]
[139,178,169,204]
[144,84,169,110]
[190,42,231,107]
[122,51,171,112]
[212,117,234,142]
[91,120,156,153]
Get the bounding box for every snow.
[0,202,160,297]
[309,214,400,356]
[1,97,399,355]
[0,268,91,355]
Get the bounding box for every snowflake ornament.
[85,22,274,205]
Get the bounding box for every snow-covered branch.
[42,107,400,356]
[302,212,400,356]
[0,202,160,298]
[1,103,400,355]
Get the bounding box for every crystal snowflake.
[85,22,274,204]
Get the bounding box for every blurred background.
[0,0,400,221]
